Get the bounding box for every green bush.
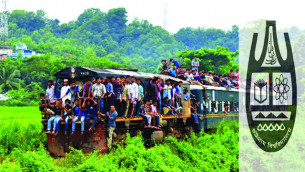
[11,147,55,172]
[0,119,239,171]
[0,122,46,155]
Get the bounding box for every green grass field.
[0,106,239,171]
[0,106,41,123]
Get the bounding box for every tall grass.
[0,106,239,171]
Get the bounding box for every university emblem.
[246,21,297,152]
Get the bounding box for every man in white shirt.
[46,80,55,104]
[91,77,106,113]
[60,79,71,105]
[162,79,172,100]
[130,77,138,117]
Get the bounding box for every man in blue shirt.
[101,105,118,149]
[168,65,177,77]
[105,77,114,113]
[170,59,180,68]
[192,56,200,71]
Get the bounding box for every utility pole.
[0,0,8,45]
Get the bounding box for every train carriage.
[42,67,239,156]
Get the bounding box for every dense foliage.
[0,106,239,171]
[0,8,239,106]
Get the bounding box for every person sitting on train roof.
[46,80,55,104]
[149,100,161,128]
[60,80,80,106]
[62,99,72,135]
[39,93,55,117]
[224,76,232,88]
[45,98,62,135]
[229,69,234,77]
[137,100,152,128]
[59,79,71,105]
[105,77,114,113]
[177,67,186,80]
[130,77,139,117]
[170,58,180,68]
[233,69,239,81]
[82,79,93,98]
[83,98,98,132]
[71,99,86,135]
[91,77,106,114]
[231,76,239,89]
[162,97,177,116]
[191,100,200,125]
[100,105,118,149]
[168,64,177,77]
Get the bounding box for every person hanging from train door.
[60,80,80,107]
[71,99,86,135]
[62,99,72,135]
[130,77,138,118]
[60,79,71,105]
[137,100,152,128]
[91,77,106,117]
[83,98,98,132]
[105,77,114,113]
[45,99,62,135]
[190,100,200,125]
[100,105,118,150]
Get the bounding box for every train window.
[211,101,217,113]
[217,102,222,113]
[230,102,234,113]
[234,102,239,112]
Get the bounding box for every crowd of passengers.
[39,57,237,148]
[158,57,239,89]
[39,75,208,148]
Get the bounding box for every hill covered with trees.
[0,8,239,103]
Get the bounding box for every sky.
[5,0,305,33]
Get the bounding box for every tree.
[0,61,21,93]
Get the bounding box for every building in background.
[8,43,42,58]
[0,45,12,60]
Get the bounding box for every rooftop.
[0,45,13,49]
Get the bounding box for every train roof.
[54,67,189,84]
